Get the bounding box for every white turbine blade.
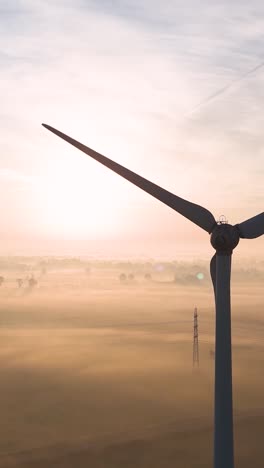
[42,124,216,233]
[236,212,264,239]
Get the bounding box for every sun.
[36,156,125,239]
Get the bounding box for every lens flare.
[196,272,204,280]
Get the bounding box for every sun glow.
[36,156,127,239]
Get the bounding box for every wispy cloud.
[0,0,263,253]
[0,168,33,184]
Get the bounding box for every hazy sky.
[1,0,263,257]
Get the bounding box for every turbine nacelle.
[210,223,240,254]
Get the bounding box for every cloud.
[0,0,263,253]
[0,168,34,184]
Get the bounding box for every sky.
[0,0,263,258]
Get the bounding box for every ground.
[0,259,263,467]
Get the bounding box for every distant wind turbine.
[42,122,264,468]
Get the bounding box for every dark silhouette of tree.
[16,278,23,288]
[28,275,38,289]
[119,273,126,282]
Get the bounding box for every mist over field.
[1,0,264,465]
[0,256,263,467]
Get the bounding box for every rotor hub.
[210,223,240,254]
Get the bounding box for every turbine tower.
[193,307,199,367]
[42,123,264,468]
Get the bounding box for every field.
[0,257,263,467]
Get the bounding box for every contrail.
[186,59,264,117]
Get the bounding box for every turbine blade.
[42,124,216,233]
[210,253,217,302]
[236,212,264,239]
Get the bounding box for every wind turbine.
[42,123,264,468]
